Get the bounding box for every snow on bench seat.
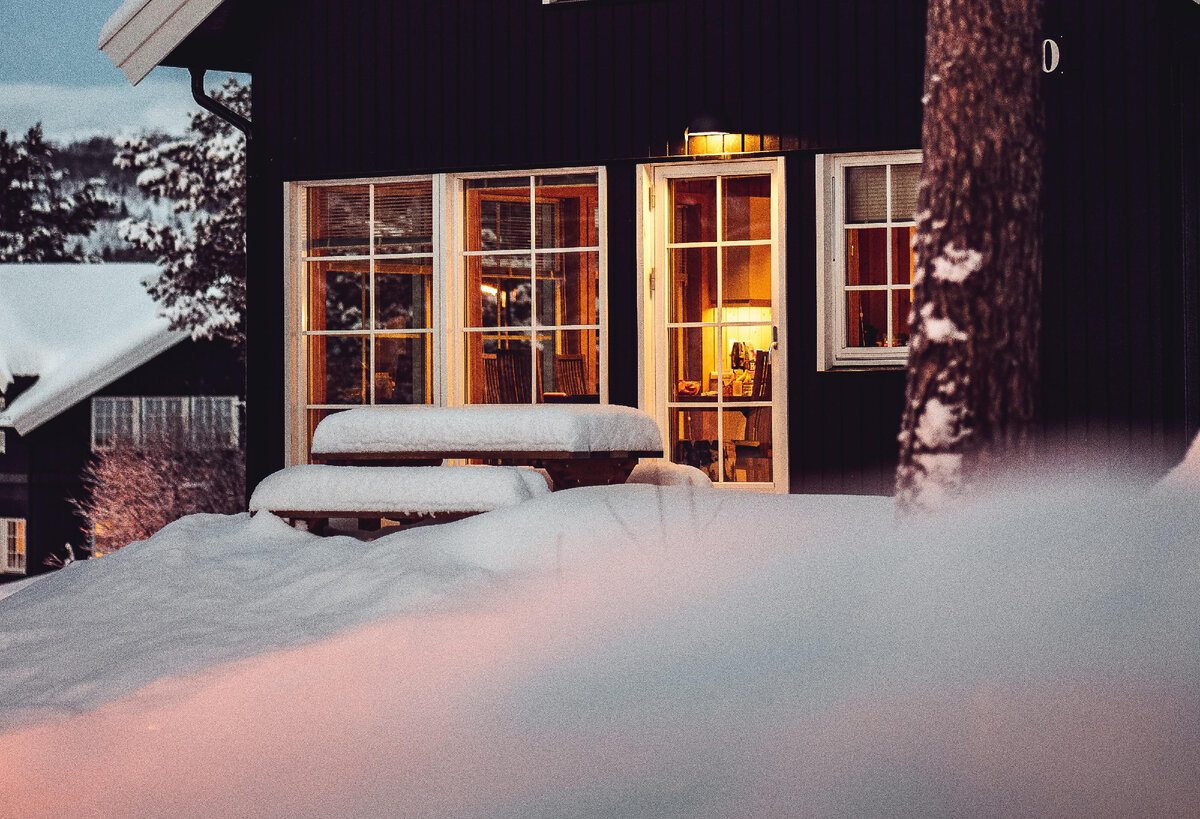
[310,404,664,458]
[249,465,550,525]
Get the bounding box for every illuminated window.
[292,170,607,460]
[818,151,922,369]
[0,518,25,575]
[461,172,601,404]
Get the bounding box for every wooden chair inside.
[482,354,502,403]
[495,349,533,403]
[554,354,588,396]
[751,349,772,399]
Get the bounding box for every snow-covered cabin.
[100,0,1200,496]
[0,264,243,577]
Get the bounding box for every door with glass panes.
[648,159,786,490]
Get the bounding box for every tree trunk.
[895,0,1044,513]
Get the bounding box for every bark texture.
[895,0,1044,513]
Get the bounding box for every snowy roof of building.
[0,263,185,435]
[99,0,227,85]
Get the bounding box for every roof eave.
[1,330,187,436]
[99,0,229,85]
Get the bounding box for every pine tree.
[895,0,1045,513]
[116,78,248,347]
[0,124,110,262]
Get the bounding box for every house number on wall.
[1043,38,1062,73]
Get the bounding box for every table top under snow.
[250,465,551,515]
[310,404,665,458]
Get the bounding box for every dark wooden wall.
[239,0,1198,495]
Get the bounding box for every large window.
[91,396,241,451]
[301,180,437,440]
[0,518,25,575]
[461,173,601,404]
[817,151,922,369]
[293,169,606,459]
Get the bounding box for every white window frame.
[91,396,240,451]
[637,157,789,492]
[0,517,26,575]
[285,168,609,465]
[816,150,922,370]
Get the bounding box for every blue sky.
[1,0,237,142]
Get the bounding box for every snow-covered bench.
[310,404,665,489]
[249,464,551,532]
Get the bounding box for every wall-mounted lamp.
[685,112,743,156]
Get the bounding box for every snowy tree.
[0,124,110,262]
[72,435,245,556]
[895,0,1044,513]
[116,78,248,347]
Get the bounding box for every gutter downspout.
[189,67,251,134]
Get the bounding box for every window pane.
[722,175,771,241]
[308,335,368,404]
[374,260,432,330]
[669,247,717,323]
[892,226,915,285]
[538,329,599,401]
[464,333,534,404]
[728,407,772,483]
[672,408,744,483]
[374,181,434,254]
[890,163,922,221]
[465,178,532,251]
[535,251,599,327]
[306,185,369,257]
[845,290,889,348]
[534,174,599,249]
[143,397,185,442]
[892,289,913,348]
[722,245,772,306]
[669,326,720,399]
[845,165,886,223]
[308,260,368,331]
[464,254,533,329]
[845,228,887,286]
[373,335,432,405]
[670,178,717,243]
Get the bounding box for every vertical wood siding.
[242,0,1199,494]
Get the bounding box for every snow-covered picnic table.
[310,404,665,489]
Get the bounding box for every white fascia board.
[99,0,228,85]
[1,331,187,436]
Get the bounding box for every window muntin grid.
[461,173,602,404]
[664,172,775,486]
[1,518,26,574]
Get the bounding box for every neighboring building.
[101,0,1200,495]
[0,264,242,577]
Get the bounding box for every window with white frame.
[1,518,25,575]
[91,397,240,451]
[294,170,606,456]
[817,151,922,369]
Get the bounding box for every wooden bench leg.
[358,517,382,531]
[306,517,329,534]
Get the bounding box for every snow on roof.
[310,404,665,456]
[99,0,227,85]
[249,465,551,516]
[0,263,185,435]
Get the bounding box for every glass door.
[649,159,786,490]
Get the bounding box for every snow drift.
[0,479,1197,817]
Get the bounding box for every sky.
[0,0,239,143]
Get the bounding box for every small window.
[91,397,240,451]
[1,518,26,575]
[817,151,922,369]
